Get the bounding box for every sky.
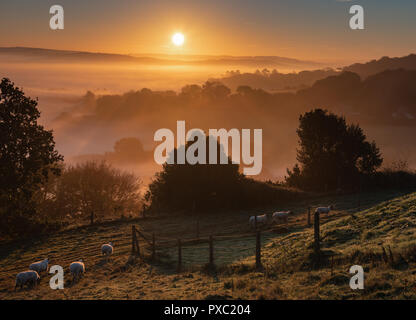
[0,0,415,62]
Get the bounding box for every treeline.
[210,68,338,92]
[57,69,416,130]
[213,54,416,92]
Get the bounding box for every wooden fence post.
[254,215,257,230]
[307,207,311,226]
[256,231,262,269]
[152,232,156,260]
[209,235,214,266]
[177,239,182,272]
[314,212,320,254]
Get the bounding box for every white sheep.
[249,214,269,228]
[315,205,334,215]
[101,242,114,256]
[272,211,293,224]
[69,259,85,282]
[29,258,49,273]
[15,270,40,291]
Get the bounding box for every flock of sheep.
[14,205,335,290]
[249,205,334,228]
[14,242,114,291]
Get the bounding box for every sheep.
[15,270,40,291]
[29,258,49,273]
[101,242,114,256]
[249,214,269,228]
[272,211,293,224]
[315,205,334,215]
[69,259,85,283]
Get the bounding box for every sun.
[171,32,185,47]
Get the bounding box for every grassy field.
[1,188,416,299]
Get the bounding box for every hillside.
[297,69,416,124]
[344,54,416,79]
[0,47,320,68]
[0,189,415,299]
[213,54,416,92]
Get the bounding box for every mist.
[2,49,416,184]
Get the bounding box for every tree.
[0,78,63,236]
[201,81,231,101]
[110,137,146,163]
[285,109,382,191]
[146,136,242,212]
[51,162,142,225]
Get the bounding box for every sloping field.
[0,189,415,299]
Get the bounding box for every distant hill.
[0,47,320,68]
[212,54,416,92]
[343,54,416,78]
[210,68,339,92]
[297,69,416,124]
[0,47,163,64]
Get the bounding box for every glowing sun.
[171,32,185,46]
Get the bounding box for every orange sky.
[1,0,415,63]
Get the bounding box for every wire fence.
[0,205,340,281]
[131,223,285,271]
[129,205,342,271]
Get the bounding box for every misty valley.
[2,41,416,302]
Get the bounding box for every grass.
[1,188,416,299]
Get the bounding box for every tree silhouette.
[0,78,63,236]
[146,136,241,212]
[286,109,382,191]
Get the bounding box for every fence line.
[129,203,339,272]
[131,223,264,272]
[2,204,331,278]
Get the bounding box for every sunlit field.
[1,189,415,299]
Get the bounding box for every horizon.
[1,0,415,62]
[3,45,416,69]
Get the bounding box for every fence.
[0,206,326,281]
[131,224,267,271]
[129,205,331,272]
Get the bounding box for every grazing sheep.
[249,214,269,228]
[272,211,293,224]
[15,270,40,291]
[29,258,49,273]
[315,205,334,215]
[69,260,85,282]
[101,242,114,256]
